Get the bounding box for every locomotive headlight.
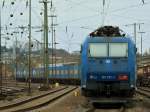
[82,85,86,88]
[90,75,94,79]
[130,84,134,88]
[89,75,97,79]
[118,74,128,81]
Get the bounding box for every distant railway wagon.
[16,64,81,85]
[137,64,150,76]
[81,26,137,98]
[137,64,150,86]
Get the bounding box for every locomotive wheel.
[126,90,135,97]
[81,89,91,97]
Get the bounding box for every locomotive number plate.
[101,75,116,80]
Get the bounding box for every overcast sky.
[1,0,150,53]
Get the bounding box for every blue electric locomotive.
[81,26,136,97]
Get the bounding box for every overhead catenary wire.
[1,0,150,54]
[3,0,42,32]
[62,0,98,13]
[2,0,150,32]
[2,0,150,28]
[4,0,26,27]
[58,1,150,25]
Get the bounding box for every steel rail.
[138,87,150,93]
[136,88,150,98]
[0,86,68,110]
[12,86,77,112]
[84,105,126,112]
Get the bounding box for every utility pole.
[5,38,6,88]
[15,34,17,85]
[102,0,106,26]
[2,36,9,92]
[138,31,145,77]
[54,28,56,78]
[49,0,57,81]
[0,8,2,95]
[35,29,44,86]
[28,0,32,94]
[53,27,59,79]
[138,32,145,65]
[44,0,49,88]
[125,23,144,81]
[134,23,137,45]
[50,0,54,79]
[12,31,19,86]
[40,0,50,89]
[4,37,7,89]
[15,36,17,85]
[125,23,144,46]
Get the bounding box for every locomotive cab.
[81,26,136,97]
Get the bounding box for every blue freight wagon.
[16,64,81,85]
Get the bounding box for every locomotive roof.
[89,26,126,37]
[82,25,134,45]
[86,36,132,43]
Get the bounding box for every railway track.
[0,86,77,112]
[0,86,25,96]
[83,87,150,112]
[84,104,126,112]
[2,81,40,88]
[136,87,150,98]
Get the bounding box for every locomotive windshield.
[109,43,128,57]
[89,43,107,57]
[89,43,128,57]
